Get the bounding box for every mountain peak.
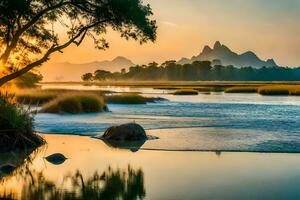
[213,41,222,50]
[182,41,278,68]
[266,59,277,66]
[112,56,131,62]
[241,51,259,59]
[202,45,213,55]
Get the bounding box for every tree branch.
[0,19,110,86]
[0,1,73,64]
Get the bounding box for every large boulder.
[102,123,147,141]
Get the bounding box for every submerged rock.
[0,164,16,175]
[45,153,67,165]
[102,123,147,141]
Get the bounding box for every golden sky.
[48,0,300,67]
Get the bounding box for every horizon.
[48,41,293,67]
[45,0,300,67]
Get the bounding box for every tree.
[94,69,111,80]
[0,0,157,86]
[15,71,43,88]
[81,72,93,81]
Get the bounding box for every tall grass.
[0,92,45,151]
[258,85,300,96]
[40,93,106,114]
[105,94,163,104]
[225,87,258,93]
[15,89,113,105]
[16,92,57,105]
[173,89,199,95]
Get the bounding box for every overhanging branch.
[0,18,110,86]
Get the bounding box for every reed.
[40,93,106,114]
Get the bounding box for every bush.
[173,89,199,95]
[225,87,258,93]
[40,93,106,114]
[0,93,45,151]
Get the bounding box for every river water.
[35,84,300,152]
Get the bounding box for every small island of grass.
[173,89,199,95]
[225,87,258,93]
[40,93,106,114]
[105,94,165,104]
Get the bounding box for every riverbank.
[1,134,300,200]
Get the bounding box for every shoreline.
[37,133,300,154]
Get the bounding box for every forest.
[82,60,300,81]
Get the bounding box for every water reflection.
[102,139,146,152]
[0,148,39,179]
[0,149,146,200]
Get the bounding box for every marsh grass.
[225,87,258,93]
[258,85,300,96]
[0,92,45,151]
[40,93,106,114]
[16,89,113,105]
[16,92,57,105]
[173,89,199,95]
[105,94,163,104]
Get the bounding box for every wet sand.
[1,134,300,200]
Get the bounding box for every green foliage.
[0,0,157,86]
[40,93,106,114]
[85,61,300,81]
[15,72,43,88]
[0,92,45,151]
[173,89,199,95]
[81,73,93,82]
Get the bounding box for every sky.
[48,0,300,67]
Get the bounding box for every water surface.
[1,134,300,200]
[35,85,300,152]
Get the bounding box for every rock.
[45,153,67,165]
[102,123,147,141]
[0,164,16,174]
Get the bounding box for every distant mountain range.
[178,41,278,68]
[40,56,135,81]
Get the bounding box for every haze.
[46,0,300,67]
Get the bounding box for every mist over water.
[35,85,300,152]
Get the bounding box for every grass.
[258,85,300,96]
[0,92,45,151]
[173,89,199,95]
[16,92,57,105]
[15,89,115,105]
[40,93,106,114]
[105,94,164,104]
[225,87,258,93]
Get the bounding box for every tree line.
[82,60,300,81]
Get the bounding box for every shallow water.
[1,135,300,200]
[35,85,300,152]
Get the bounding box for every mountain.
[177,41,277,68]
[40,56,135,81]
